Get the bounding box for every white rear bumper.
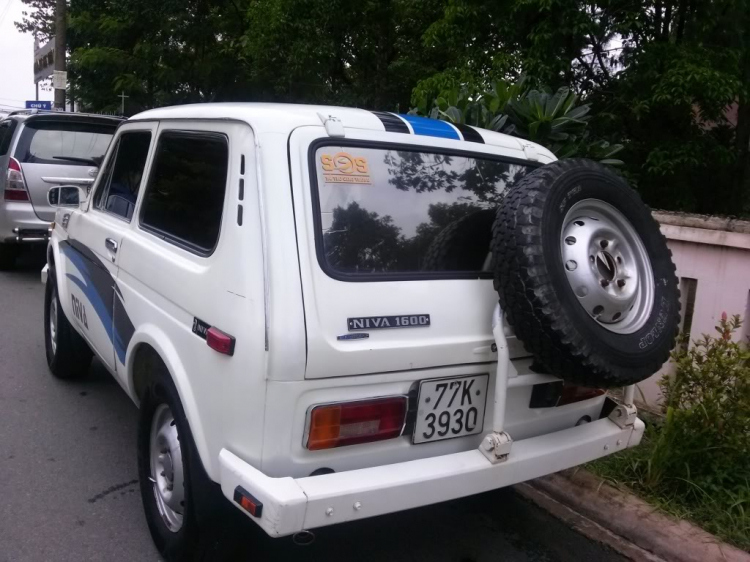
[218,416,645,537]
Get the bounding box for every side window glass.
[0,121,17,156]
[92,140,119,208]
[140,131,228,254]
[96,131,152,221]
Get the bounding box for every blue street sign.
[25,100,52,110]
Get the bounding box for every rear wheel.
[138,366,212,561]
[44,274,92,379]
[492,159,680,388]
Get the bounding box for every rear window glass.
[140,131,229,254]
[313,145,533,277]
[15,120,115,166]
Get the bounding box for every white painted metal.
[43,103,643,539]
[623,384,635,406]
[219,416,645,537]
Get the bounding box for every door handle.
[105,238,118,254]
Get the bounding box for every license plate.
[413,374,489,444]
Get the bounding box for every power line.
[0,0,16,29]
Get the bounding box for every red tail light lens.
[306,397,407,450]
[5,158,29,201]
[558,385,606,406]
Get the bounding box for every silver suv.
[0,110,121,269]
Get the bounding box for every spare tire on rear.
[492,158,680,388]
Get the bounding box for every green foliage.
[589,315,750,550]
[16,0,750,214]
[417,0,750,215]
[410,78,623,162]
[654,315,750,495]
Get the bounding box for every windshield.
[313,144,534,278]
[15,119,116,166]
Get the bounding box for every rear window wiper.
[52,155,100,167]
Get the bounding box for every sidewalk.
[516,469,750,562]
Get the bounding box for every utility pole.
[118,91,129,115]
[53,0,67,110]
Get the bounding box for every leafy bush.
[589,314,750,549]
[653,314,750,499]
[410,78,623,163]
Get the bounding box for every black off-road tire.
[44,274,93,379]
[422,209,496,271]
[0,243,19,271]
[492,159,680,388]
[138,360,223,562]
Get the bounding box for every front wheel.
[44,274,92,379]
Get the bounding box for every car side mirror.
[48,185,85,207]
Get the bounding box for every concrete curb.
[520,469,750,562]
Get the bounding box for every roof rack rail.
[5,108,125,119]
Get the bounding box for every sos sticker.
[320,152,371,184]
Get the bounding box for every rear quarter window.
[311,143,534,279]
[15,119,115,165]
[139,131,229,255]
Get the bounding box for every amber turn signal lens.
[306,397,407,450]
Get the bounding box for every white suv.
[42,103,679,560]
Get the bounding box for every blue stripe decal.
[59,240,135,365]
[61,244,115,342]
[398,114,461,140]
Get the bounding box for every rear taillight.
[558,385,606,406]
[306,397,407,450]
[529,381,606,408]
[5,158,29,201]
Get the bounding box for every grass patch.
[588,414,750,552]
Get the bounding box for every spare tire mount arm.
[479,303,514,464]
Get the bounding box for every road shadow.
[185,486,626,562]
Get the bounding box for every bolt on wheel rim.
[49,295,58,355]
[560,198,654,334]
[149,403,184,532]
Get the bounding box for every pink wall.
[636,218,750,409]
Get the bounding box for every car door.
[61,122,157,371]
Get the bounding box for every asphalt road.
[0,249,627,562]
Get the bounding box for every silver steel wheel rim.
[560,198,654,334]
[149,404,185,532]
[49,295,58,355]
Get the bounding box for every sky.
[0,0,54,112]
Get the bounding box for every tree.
[66,0,250,114]
[238,0,445,110]
[416,0,750,215]
[15,0,55,39]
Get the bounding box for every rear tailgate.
[13,116,118,220]
[289,126,536,379]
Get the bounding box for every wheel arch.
[126,327,215,480]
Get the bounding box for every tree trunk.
[675,0,687,43]
[53,0,66,110]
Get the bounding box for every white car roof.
[130,102,553,159]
